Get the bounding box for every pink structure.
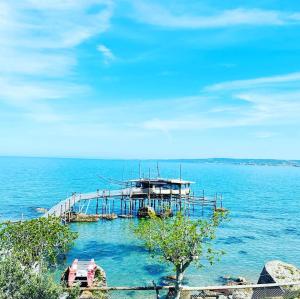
[87,259,97,287]
[67,259,78,287]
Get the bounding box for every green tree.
[0,218,80,299]
[0,217,78,268]
[133,211,228,299]
[0,254,62,299]
[0,255,81,299]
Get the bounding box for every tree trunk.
[173,266,184,299]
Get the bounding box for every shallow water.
[0,157,299,297]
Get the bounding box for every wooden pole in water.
[68,198,71,221]
[179,164,182,181]
[105,196,108,214]
[202,190,204,217]
[139,162,141,179]
[214,193,217,211]
[121,192,123,214]
[148,168,151,206]
[64,201,67,222]
[73,194,76,212]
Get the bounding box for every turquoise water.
[1,157,300,296]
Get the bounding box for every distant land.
[157,158,300,167]
[0,156,300,167]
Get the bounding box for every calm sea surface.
[0,157,299,296]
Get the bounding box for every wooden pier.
[44,178,223,222]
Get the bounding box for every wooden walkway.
[44,188,134,218]
[44,188,220,219]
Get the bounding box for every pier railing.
[75,281,300,299]
[44,187,223,221]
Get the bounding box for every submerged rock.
[70,213,99,222]
[137,206,155,218]
[158,208,173,218]
[220,275,248,286]
[98,213,118,220]
[35,207,48,213]
[118,214,134,218]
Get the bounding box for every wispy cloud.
[97,44,115,64]
[130,2,300,29]
[254,131,277,139]
[205,72,300,91]
[0,0,114,123]
[139,71,300,133]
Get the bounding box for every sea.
[0,156,299,298]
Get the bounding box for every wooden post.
[121,193,123,214]
[148,169,151,206]
[202,195,204,217]
[64,201,67,223]
[68,198,71,222]
[73,195,76,212]
[214,193,217,211]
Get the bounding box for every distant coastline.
[0,156,300,167]
[159,158,300,167]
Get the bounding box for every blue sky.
[1,0,300,159]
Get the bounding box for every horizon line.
[0,155,299,162]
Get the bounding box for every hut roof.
[128,178,194,185]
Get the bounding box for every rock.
[232,288,253,299]
[220,275,248,286]
[118,214,134,218]
[236,277,247,284]
[166,275,176,281]
[258,260,300,284]
[35,207,48,213]
[99,213,118,220]
[70,213,99,222]
[255,260,300,299]
[137,206,155,218]
[158,208,173,218]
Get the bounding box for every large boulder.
[257,260,300,284]
[253,260,300,299]
[233,261,300,299]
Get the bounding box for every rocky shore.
[181,260,300,299]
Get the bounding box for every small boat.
[62,259,107,288]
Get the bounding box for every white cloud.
[97,44,115,64]
[130,2,300,29]
[0,0,114,123]
[139,71,300,133]
[254,131,277,139]
[205,72,300,91]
